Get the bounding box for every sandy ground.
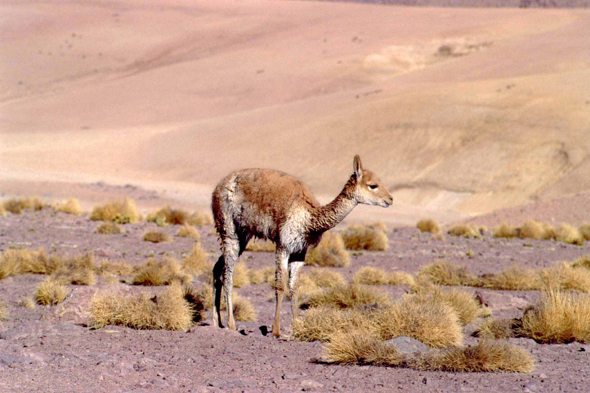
[0,202,589,392]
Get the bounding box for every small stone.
[384,336,430,356]
[300,379,324,390]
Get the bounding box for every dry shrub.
[492,223,518,239]
[88,283,193,331]
[143,230,172,243]
[417,218,441,235]
[231,292,257,322]
[147,206,190,226]
[96,221,123,235]
[447,224,482,239]
[0,249,62,278]
[407,286,484,326]
[539,262,590,292]
[133,258,191,286]
[187,211,213,226]
[323,330,405,366]
[233,261,251,288]
[185,285,256,322]
[20,297,36,309]
[3,197,45,214]
[292,307,375,342]
[474,319,515,339]
[0,205,5,217]
[342,224,389,251]
[245,238,276,252]
[307,268,346,288]
[417,261,478,287]
[554,224,585,245]
[52,199,83,215]
[518,220,544,240]
[480,265,540,291]
[305,282,390,310]
[572,255,590,270]
[579,224,590,241]
[412,340,534,373]
[35,278,69,305]
[516,291,590,344]
[182,244,210,276]
[354,266,415,286]
[247,266,274,285]
[90,198,139,224]
[305,232,350,267]
[177,225,200,240]
[51,254,96,285]
[95,260,133,277]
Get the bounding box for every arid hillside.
[1,0,590,224]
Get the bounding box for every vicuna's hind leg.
[272,248,289,338]
[212,237,239,330]
[212,256,224,328]
[288,261,305,322]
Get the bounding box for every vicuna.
[211,155,393,337]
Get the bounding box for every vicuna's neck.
[309,177,358,234]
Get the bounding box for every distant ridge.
[310,0,590,8]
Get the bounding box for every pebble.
[300,379,324,390]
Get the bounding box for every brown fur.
[211,155,393,337]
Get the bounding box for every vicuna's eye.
[368,184,379,190]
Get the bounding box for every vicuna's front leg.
[272,249,289,338]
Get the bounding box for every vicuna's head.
[349,155,393,208]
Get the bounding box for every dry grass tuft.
[412,340,534,373]
[323,330,405,366]
[3,197,46,214]
[417,218,442,235]
[133,258,191,286]
[0,205,5,217]
[292,307,375,342]
[96,221,123,235]
[182,244,210,276]
[554,224,585,245]
[245,238,276,252]
[247,266,274,285]
[579,224,590,241]
[307,268,346,288]
[305,282,390,310]
[305,232,350,267]
[35,278,69,305]
[492,223,518,239]
[572,255,590,270]
[474,319,515,339]
[90,198,140,224]
[518,220,544,240]
[147,206,191,226]
[231,292,258,322]
[353,266,415,286]
[342,224,389,251]
[0,303,7,320]
[233,261,251,288]
[417,261,478,287]
[51,254,96,285]
[95,260,133,277]
[479,265,540,291]
[447,224,482,239]
[516,291,590,344]
[52,199,83,215]
[177,225,200,240]
[407,286,484,326]
[88,283,193,331]
[0,248,62,279]
[187,211,213,226]
[539,262,590,293]
[143,230,172,243]
[20,297,36,309]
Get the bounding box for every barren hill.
[1,0,590,224]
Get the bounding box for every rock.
[384,336,430,356]
[300,379,324,390]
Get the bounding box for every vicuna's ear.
[353,155,363,180]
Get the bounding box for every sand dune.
[1,0,589,224]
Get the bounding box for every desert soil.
[0,197,588,392]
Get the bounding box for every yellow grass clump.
[3,197,46,214]
[539,262,590,293]
[447,224,482,239]
[323,330,405,366]
[20,297,36,309]
[305,232,350,267]
[52,199,83,215]
[143,230,172,243]
[342,224,389,251]
[306,268,346,288]
[177,225,200,240]
[292,307,376,342]
[233,261,251,288]
[406,286,485,326]
[479,265,541,291]
[579,224,590,241]
[554,224,585,245]
[0,205,5,216]
[353,266,415,286]
[412,340,534,373]
[245,238,276,252]
[147,206,191,226]
[417,261,478,287]
[416,218,442,235]
[305,282,391,310]
[518,220,544,240]
[88,283,193,331]
[51,254,96,285]
[572,255,590,270]
[187,211,213,226]
[90,198,140,224]
[35,278,69,305]
[132,258,191,286]
[96,221,123,235]
[492,223,518,239]
[182,244,210,277]
[474,319,515,339]
[95,260,133,277]
[516,291,590,344]
[0,248,62,279]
